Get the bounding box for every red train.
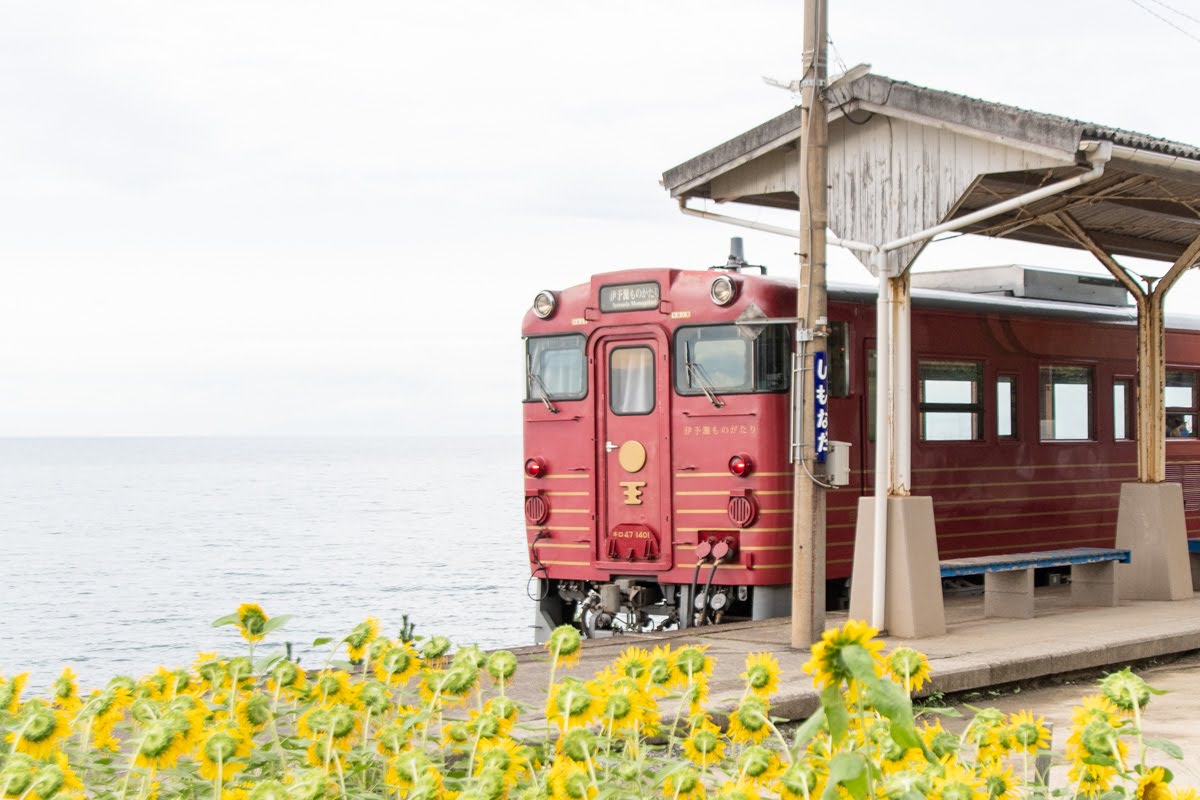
[521,252,1200,639]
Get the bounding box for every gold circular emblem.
[618,440,647,473]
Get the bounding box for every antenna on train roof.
[712,237,767,275]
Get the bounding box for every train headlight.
[525,457,548,478]
[728,454,753,477]
[532,290,558,319]
[710,276,736,306]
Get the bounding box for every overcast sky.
[1,0,1197,436]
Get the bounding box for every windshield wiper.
[685,351,724,409]
[527,369,560,414]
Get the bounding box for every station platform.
[504,586,1200,722]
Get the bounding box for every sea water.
[0,436,533,690]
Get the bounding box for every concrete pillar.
[849,496,945,638]
[1115,482,1192,600]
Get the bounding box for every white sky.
[1,0,1198,436]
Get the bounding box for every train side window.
[674,325,790,396]
[918,360,983,441]
[1039,365,1094,440]
[1166,370,1197,438]
[1114,379,1132,440]
[827,321,849,397]
[525,334,586,402]
[610,346,655,415]
[997,374,1017,439]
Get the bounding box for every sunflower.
[1008,710,1051,755]
[672,645,713,685]
[235,692,273,733]
[484,696,519,731]
[614,647,652,685]
[547,626,584,669]
[663,766,706,800]
[919,720,961,762]
[235,604,270,643]
[194,653,228,692]
[1072,693,1121,728]
[486,651,518,687]
[978,760,1019,800]
[726,696,772,745]
[439,720,472,751]
[930,759,986,800]
[197,727,252,781]
[646,646,675,694]
[741,652,781,699]
[50,668,82,714]
[557,728,599,763]
[345,618,381,662]
[964,708,1008,761]
[598,680,649,736]
[0,673,29,714]
[1068,761,1116,799]
[1100,667,1154,717]
[0,753,37,798]
[311,671,356,706]
[10,700,71,760]
[80,686,130,752]
[737,746,781,786]
[802,619,884,690]
[27,751,83,800]
[267,660,308,698]
[475,737,529,784]
[775,763,820,800]
[133,715,194,771]
[1136,767,1172,800]
[546,678,603,732]
[715,780,761,800]
[886,647,931,694]
[681,718,725,768]
[549,758,596,800]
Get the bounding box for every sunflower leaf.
[210,613,239,627]
[865,678,921,750]
[821,752,868,800]
[312,637,333,647]
[821,685,850,745]
[1145,738,1184,760]
[262,615,292,634]
[789,706,826,759]
[839,644,878,685]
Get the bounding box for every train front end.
[521,264,797,640]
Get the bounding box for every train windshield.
[674,324,790,396]
[525,334,587,401]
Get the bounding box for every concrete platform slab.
[500,585,1200,725]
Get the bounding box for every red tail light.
[525,457,547,478]
[728,454,753,477]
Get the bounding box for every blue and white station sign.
[813,351,829,463]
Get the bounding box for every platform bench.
[939,547,1131,619]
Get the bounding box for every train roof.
[827,280,1200,332]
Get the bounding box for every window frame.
[523,334,588,403]
[608,345,656,416]
[1166,368,1198,440]
[997,372,1019,441]
[917,359,985,443]
[1113,376,1134,442]
[672,323,791,398]
[1038,363,1096,442]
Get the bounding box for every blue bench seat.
[939,547,1130,619]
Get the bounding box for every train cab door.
[594,330,673,572]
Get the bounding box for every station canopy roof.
[661,74,1200,275]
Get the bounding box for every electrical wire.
[1126,0,1200,45]
[1145,0,1200,26]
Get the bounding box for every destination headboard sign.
[600,282,660,312]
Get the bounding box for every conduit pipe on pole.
[678,141,1113,630]
[871,256,892,631]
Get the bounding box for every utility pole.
[790,0,829,649]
